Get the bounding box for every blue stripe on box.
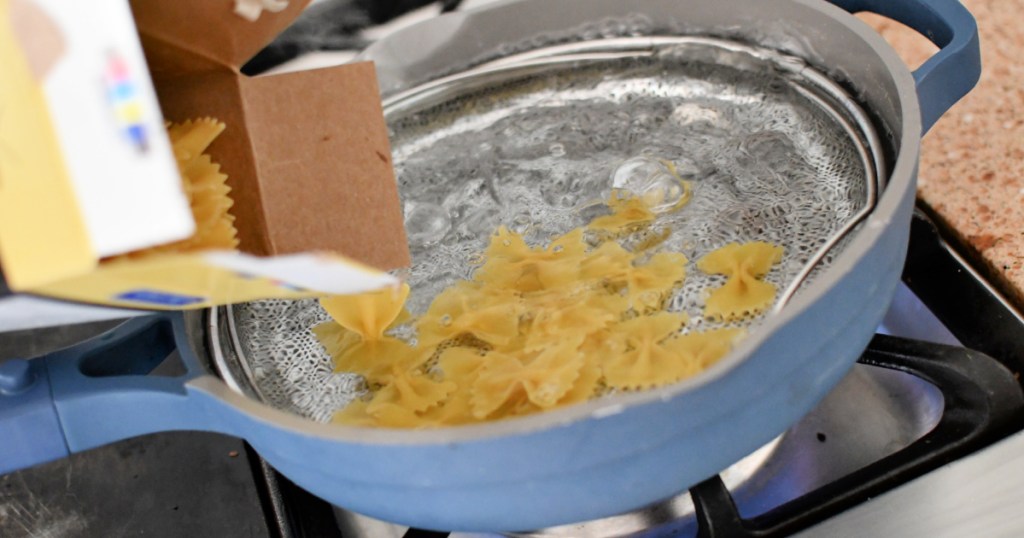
[108,81,136,101]
[115,290,205,307]
[126,124,147,143]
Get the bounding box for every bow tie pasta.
[106,118,238,262]
[319,189,782,428]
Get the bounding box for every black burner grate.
[690,334,1023,538]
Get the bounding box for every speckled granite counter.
[863,0,1024,308]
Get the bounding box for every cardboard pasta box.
[0,0,408,324]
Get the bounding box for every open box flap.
[34,250,399,310]
[151,71,271,254]
[128,0,311,75]
[150,62,409,271]
[240,63,410,270]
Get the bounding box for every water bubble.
[457,207,501,240]
[577,200,611,222]
[742,131,799,169]
[610,156,689,213]
[510,212,534,234]
[404,201,451,248]
[672,103,721,126]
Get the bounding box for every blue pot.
[0,0,980,532]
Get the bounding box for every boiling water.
[235,46,870,421]
[389,54,867,321]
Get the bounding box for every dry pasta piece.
[601,312,691,389]
[317,283,417,383]
[311,321,361,364]
[476,227,587,292]
[630,226,672,253]
[364,404,423,428]
[339,367,458,428]
[330,337,426,383]
[584,291,632,319]
[331,399,376,427]
[470,337,586,419]
[620,252,688,310]
[697,242,784,321]
[469,353,529,419]
[416,282,520,348]
[437,346,490,383]
[588,191,656,232]
[662,328,746,377]
[321,283,410,341]
[579,327,626,358]
[579,241,634,281]
[367,368,457,416]
[554,353,603,406]
[419,347,492,426]
[583,242,687,311]
[418,389,476,426]
[518,287,617,350]
[167,119,237,253]
[109,119,238,260]
[167,118,223,162]
[177,153,238,252]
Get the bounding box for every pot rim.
[196,0,923,445]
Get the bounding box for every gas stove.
[4,2,1024,535]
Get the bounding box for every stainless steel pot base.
[217,37,883,423]
[228,298,357,423]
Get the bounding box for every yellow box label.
[34,254,319,310]
[32,251,398,310]
[0,0,96,290]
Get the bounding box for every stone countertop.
[863,0,1024,308]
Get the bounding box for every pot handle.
[0,315,217,475]
[828,0,981,134]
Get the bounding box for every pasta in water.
[318,189,782,428]
[696,242,784,321]
[588,193,656,233]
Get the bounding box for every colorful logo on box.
[103,51,148,153]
